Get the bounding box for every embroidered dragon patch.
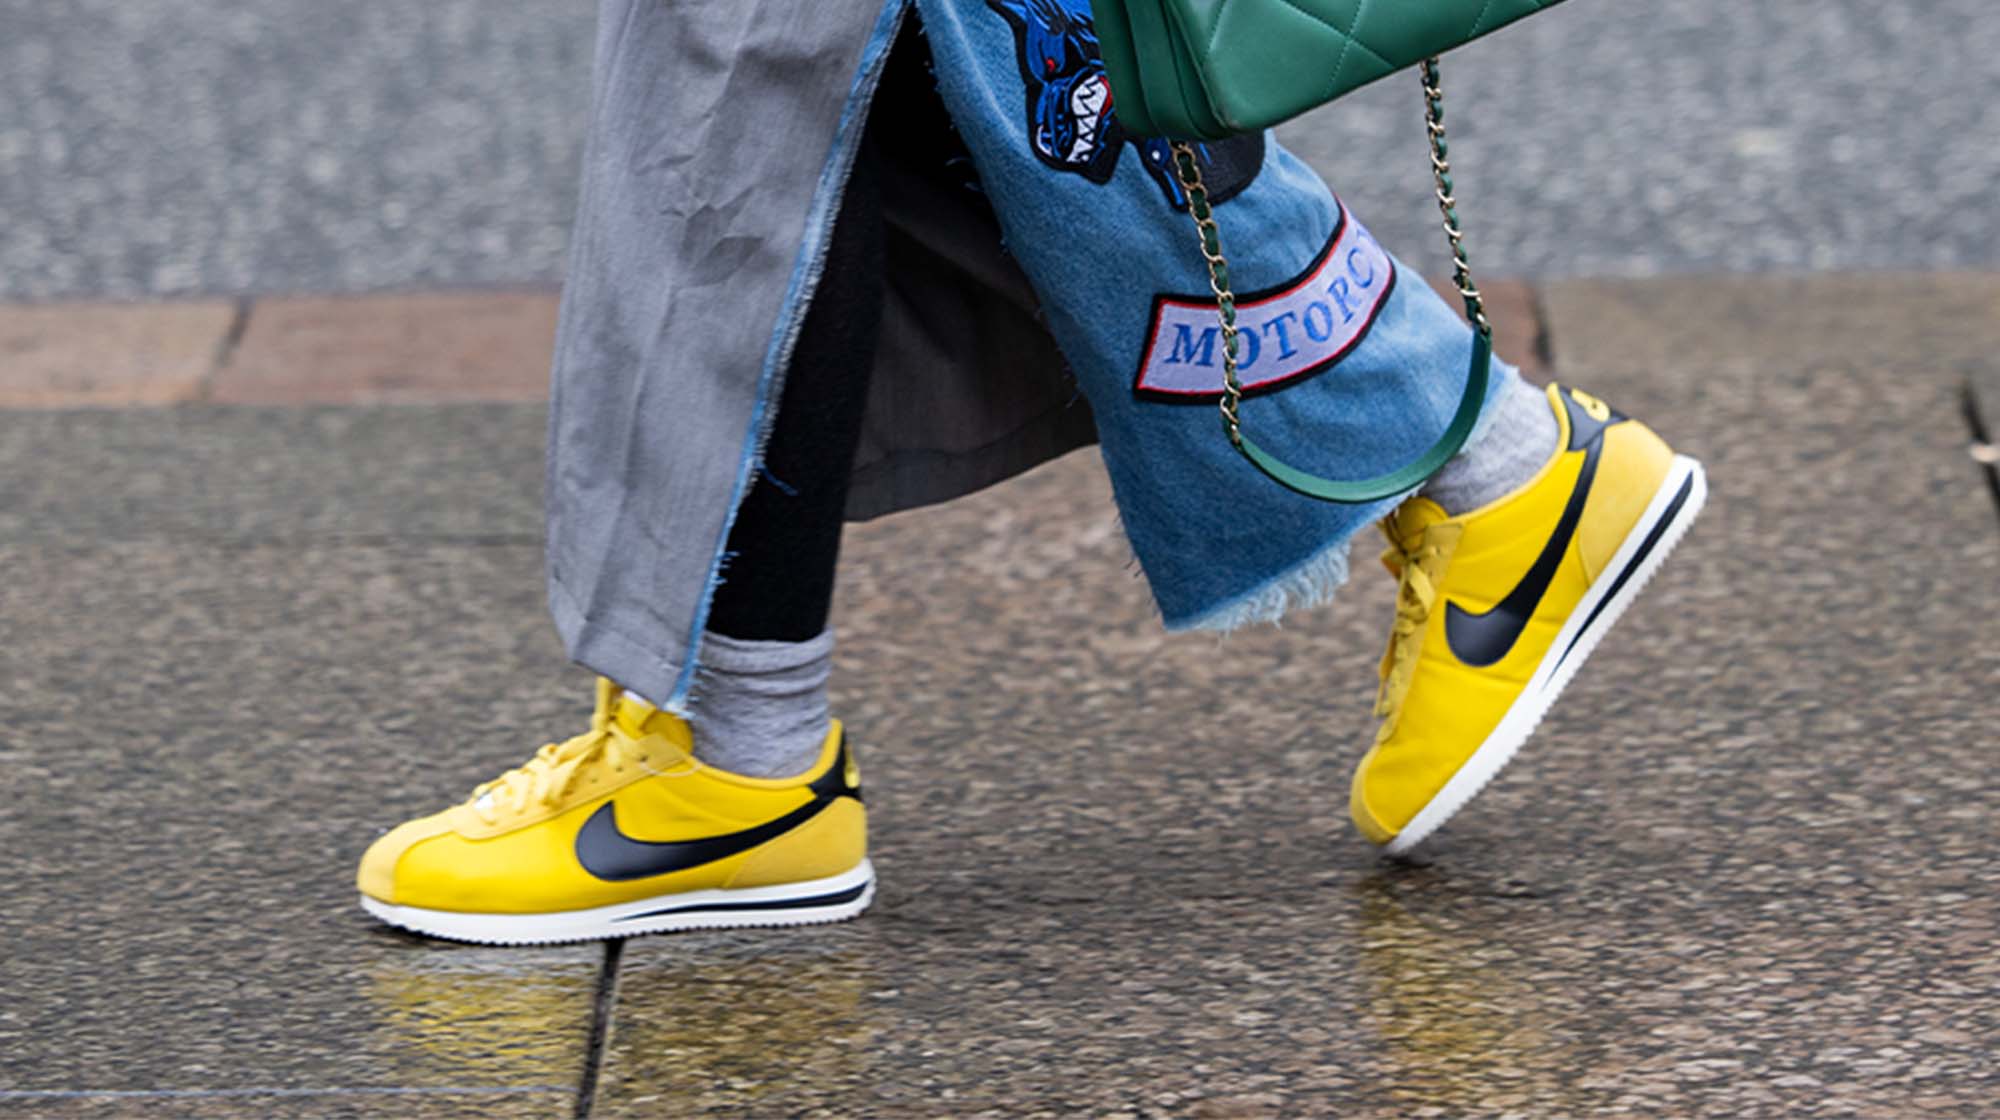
[985,0,1263,209]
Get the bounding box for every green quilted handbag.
[1093,0,1567,503]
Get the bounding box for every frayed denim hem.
[1165,533,1358,633]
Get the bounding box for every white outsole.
[359,859,876,946]
[1384,455,1709,855]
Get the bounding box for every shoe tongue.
[1390,496,1451,545]
[611,693,699,748]
[612,693,669,738]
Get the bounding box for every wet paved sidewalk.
[2,275,1997,1117]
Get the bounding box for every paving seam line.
[573,938,626,1119]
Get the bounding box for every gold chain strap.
[1420,57,1490,336]
[1166,142,1245,446]
[1169,57,1492,449]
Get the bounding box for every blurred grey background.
[4,0,1996,301]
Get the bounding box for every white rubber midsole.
[359,859,876,945]
[1385,455,1709,854]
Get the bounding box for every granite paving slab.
[3,283,1996,1116]
[0,539,596,1114]
[0,404,595,1113]
[600,327,1999,1110]
[0,404,544,546]
[0,1089,570,1119]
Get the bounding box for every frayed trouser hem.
[1164,532,1359,634]
[548,575,694,716]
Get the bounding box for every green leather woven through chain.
[1238,332,1489,503]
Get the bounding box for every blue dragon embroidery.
[986,0,1262,209]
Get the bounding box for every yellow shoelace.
[1374,525,1446,727]
[468,680,654,824]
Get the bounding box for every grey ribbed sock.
[1420,374,1560,514]
[682,628,835,778]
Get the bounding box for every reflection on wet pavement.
[596,943,880,1114]
[1354,871,1599,1116]
[362,941,599,1086]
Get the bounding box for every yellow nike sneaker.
[357,679,872,944]
[1353,383,1707,854]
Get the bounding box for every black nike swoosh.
[1443,392,1618,667]
[574,736,860,882]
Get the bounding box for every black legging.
[707,17,979,643]
[704,139,885,643]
